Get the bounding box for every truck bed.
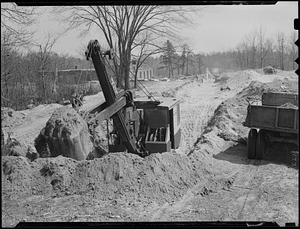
[244,105,299,134]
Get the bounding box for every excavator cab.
[142,98,181,153]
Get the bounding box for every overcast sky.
[33,1,298,58]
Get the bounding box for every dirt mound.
[221,70,261,91]
[2,150,210,203]
[2,134,28,157]
[1,107,27,129]
[161,81,192,98]
[162,90,176,97]
[205,97,248,142]
[279,103,298,109]
[238,79,298,101]
[263,66,277,74]
[34,106,94,161]
[214,75,230,84]
[220,70,297,96]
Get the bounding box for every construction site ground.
[1,69,298,227]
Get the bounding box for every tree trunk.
[42,71,46,102]
[198,58,201,74]
[186,57,189,75]
[281,50,284,70]
[54,68,58,93]
[134,66,138,89]
[124,51,131,90]
[124,67,130,90]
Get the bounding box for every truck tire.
[287,151,299,168]
[247,129,257,159]
[256,130,266,160]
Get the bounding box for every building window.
[139,72,142,79]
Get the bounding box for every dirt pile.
[161,81,192,98]
[263,66,277,74]
[279,103,298,109]
[2,134,29,157]
[2,150,210,203]
[34,106,94,161]
[1,107,27,145]
[1,107,27,130]
[219,70,297,95]
[214,75,230,84]
[133,80,190,99]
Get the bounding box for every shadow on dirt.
[213,142,299,169]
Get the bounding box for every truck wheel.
[256,130,266,160]
[287,151,299,168]
[247,129,257,159]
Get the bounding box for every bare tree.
[180,44,189,75]
[1,3,36,47]
[1,40,16,106]
[245,31,258,69]
[276,32,286,70]
[235,40,250,69]
[257,26,270,68]
[131,32,163,88]
[55,6,197,89]
[196,54,204,74]
[235,45,245,69]
[35,34,59,101]
[185,47,193,75]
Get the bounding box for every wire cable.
[113,55,159,102]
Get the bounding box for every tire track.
[143,81,240,221]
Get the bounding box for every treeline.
[152,28,297,78]
[1,44,91,110]
[1,3,95,110]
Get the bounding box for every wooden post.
[42,69,46,102]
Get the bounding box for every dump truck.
[243,92,299,160]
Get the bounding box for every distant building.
[130,64,153,81]
[57,69,98,84]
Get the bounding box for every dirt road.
[176,80,237,154]
[145,144,298,225]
